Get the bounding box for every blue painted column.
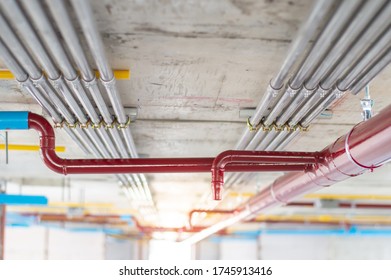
[0,205,5,260]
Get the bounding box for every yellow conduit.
[230,191,391,201]
[0,144,65,152]
[0,69,131,80]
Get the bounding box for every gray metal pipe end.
[267,79,284,98]
[16,76,30,87]
[333,86,345,99]
[17,79,37,98]
[65,76,83,92]
[30,73,46,87]
[81,77,98,88]
[302,85,318,98]
[100,76,116,91]
[48,75,64,90]
[286,83,303,97]
[317,84,330,98]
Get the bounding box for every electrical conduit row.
[224,0,391,191]
[49,0,152,203]
[23,0,147,203]
[0,0,152,205]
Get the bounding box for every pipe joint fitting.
[266,82,282,98]
[302,85,317,98]
[31,74,46,88]
[99,76,116,87]
[286,84,302,97]
[100,76,116,89]
[317,85,329,98]
[211,169,224,200]
[49,75,64,91]
[82,77,98,89]
[333,86,345,99]
[65,76,86,98]
[18,77,32,89]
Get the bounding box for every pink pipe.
[184,104,391,244]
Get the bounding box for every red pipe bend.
[27,112,319,201]
[211,150,321,200]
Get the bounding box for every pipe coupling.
[302,85,317,98]
[266,83,281,98]
[82,77,98,89]
[332,87,345,99]
[317,86,328,98]
[31,74,47,88]
[286,84,302,97]
[100,76,116,90]
[49,75,63,91]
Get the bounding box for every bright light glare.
[149,240,192,260]
[157,211,187,228]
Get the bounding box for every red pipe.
[211,150,321,199]
[28,113,314,192]
[184,104,391,243]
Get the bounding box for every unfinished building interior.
[0,0,391,260]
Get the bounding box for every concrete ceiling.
[1,0,391,230]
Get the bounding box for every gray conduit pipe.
[0,1,119,160]
[0,45,138,203]
[323,2,391,90]
[259,0,389,154]
[224,1,389,189]
[233,0,336,150]
[13,0,125,162]
[308,0,386,90]
[44,0,148,201]
[221,0,336,190]
[0,9,101,157]
[0,39,91,154]
[68,0,153,201]
[351,49,391,95]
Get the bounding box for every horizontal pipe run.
[0,112,315,197]
[184,102,391,244]
[39,149,309,175]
